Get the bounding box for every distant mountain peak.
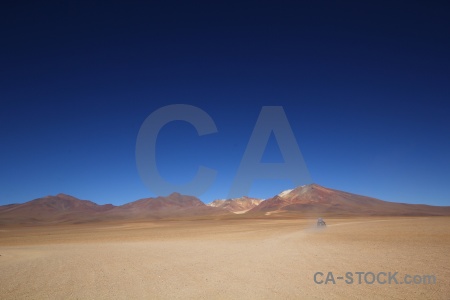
[0,193,115,224]
[208,197,263,214]
[54,193,79,199]
[168,192,182,197]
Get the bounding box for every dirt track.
[0,217,449,299]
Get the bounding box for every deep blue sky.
[1,1,449,206]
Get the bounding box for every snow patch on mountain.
[278,189,293,197]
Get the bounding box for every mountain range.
[1,184,449,225]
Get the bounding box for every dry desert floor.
[1,217,449,299]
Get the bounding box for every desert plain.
[0,216,449,299]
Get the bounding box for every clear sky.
[1,1,449,206]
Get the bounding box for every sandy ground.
[0,217,449,299]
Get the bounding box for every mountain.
[104,193,230,219]
[0,194,115,225]
[249,184,450,216]
[208,197,263,214]
[0,193,230,225]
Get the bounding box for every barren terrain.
[1,217,449,299]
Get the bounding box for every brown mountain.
[249,184,450,216]
[0,193,230,225]
[208,197,263,214]
[0,194,114,225]
[104,193,230,220]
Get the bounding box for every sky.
[1,1,449,206]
